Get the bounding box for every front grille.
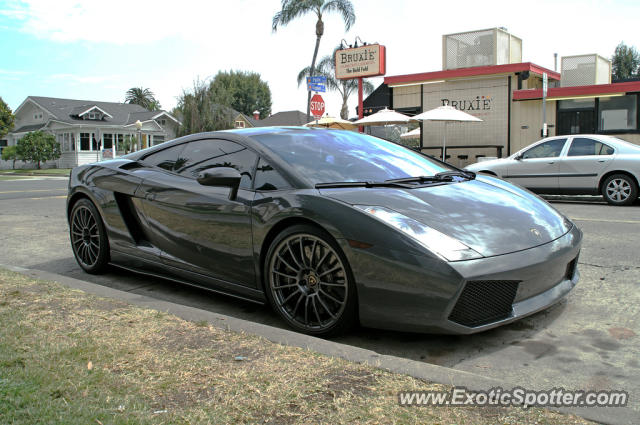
[449,280,520,327]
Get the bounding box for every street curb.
[0,172,70,177]
[2,265,633,425]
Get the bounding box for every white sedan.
[466,135,640,206]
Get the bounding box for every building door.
[557,110,595,135]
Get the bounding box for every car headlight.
[355,205,483,262]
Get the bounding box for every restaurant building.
[374,28,640,167]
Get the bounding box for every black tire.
[69,198,110,274]
[264,224,357,337]
[601,174,638,206]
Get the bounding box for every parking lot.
[1,176,638,422]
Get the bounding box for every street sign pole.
[358,77,363,133]
[542,72,548,137]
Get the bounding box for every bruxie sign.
[335,44,386,80]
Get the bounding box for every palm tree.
[297,48,374,119]
[125,87,161,111]
[272,0,355,120]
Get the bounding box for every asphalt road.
[1,176,639,422]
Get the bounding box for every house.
[232,110,309,129]
[5,96,180,168]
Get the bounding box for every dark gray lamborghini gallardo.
[67,127,582,336]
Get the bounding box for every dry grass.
[0,268,593,424]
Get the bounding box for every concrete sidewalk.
[2,264,634,425]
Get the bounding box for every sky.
[1,0,639,119]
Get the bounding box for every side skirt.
[109,250,266,305]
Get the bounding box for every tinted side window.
[522,139,567,159]
[177,140,258,189]
[568,138,614,156]
[175,139,239,171]
[141,144,187,171]
[254,158,291,191]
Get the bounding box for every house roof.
[17,96,177,127]
[252,110,308,127]
[513,81,640,101]
[384,62,561,86]
[12,123,46,134]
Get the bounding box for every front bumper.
[350,225,582,334]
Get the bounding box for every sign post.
[542,72,548,137]
[335,43,386,132]
[310,94,325,119]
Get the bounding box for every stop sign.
[310,94,325,118]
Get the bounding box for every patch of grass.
[0,268,593,424]
[0,168,71,175]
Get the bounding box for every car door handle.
[598,159,607,163]
[547,161,555,164]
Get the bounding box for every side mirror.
[514,153,523,161]
[197,167,241,200]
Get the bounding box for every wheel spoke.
[286,243,303,269]
[312,296,322,325]
[276,254,299,273]
[292,293,305,316]
[315,248,330,269]
[318,264,342,278]
[280,289,301,305]
[273,283,298,290]
[320,281,345,287]
[304,297,309,326]
[319,289,343,305]
[316,294,337,319]
[273,270,297,280]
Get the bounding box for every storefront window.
[598,95,637,131]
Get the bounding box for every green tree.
[16,131,61,169]
[125,87,161,111]
[297,47,374,119]
[611,42,640,80]
[176,79,234,137]
[0,97,15,139]
[273,0,355,120]
[209,70,272,118]
[1,145,19,169]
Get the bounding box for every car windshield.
[248,129,454,184]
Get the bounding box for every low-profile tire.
[69,198,110,274]
[264,224,357,337]
[601,174,638,206]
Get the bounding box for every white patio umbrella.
[353,107,412,126]
[304,116,356,130]
[411,105,482,160]
[400,127,420,140]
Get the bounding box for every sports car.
[67,127,582,336]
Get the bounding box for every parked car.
[67,127,581,336]
[466,135,640,205]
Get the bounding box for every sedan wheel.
[602,174,638,206]
[70,198,110,273]
[265,225,356,336]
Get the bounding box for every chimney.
[253,110,260,120]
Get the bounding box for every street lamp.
[135,120,142,151]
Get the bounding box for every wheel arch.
[598,170,639,193]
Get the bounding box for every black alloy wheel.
[265,225,357,337]
[601,174,638,206]
[70,198,110,274]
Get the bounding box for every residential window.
[157,119,166,126]
[235,120,245,128]
[153,135,165,146]
[0,140,7,155]
[598,95,637,131]
[103,134,113,149]
[80,133,91,151]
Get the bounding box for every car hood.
[320,177,570,258]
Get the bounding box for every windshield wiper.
[435,170,476,180]
[385,170,475,185]
[315,181,412,189]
